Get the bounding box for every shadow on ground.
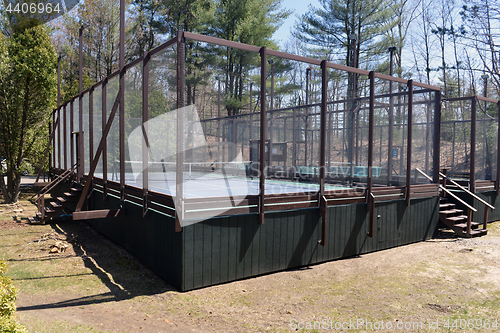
[16,217,175,312]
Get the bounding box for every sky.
[272,0,321,47]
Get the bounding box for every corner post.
[175,31,185,232]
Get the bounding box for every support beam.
[70,99,74,171]
[368,71,375,236]
[319,60,327,246]
[433,92,441,184]
[406,80,413,206]
[89,87,94,169]
[470,97,477,193]
[259,46,267,224]
[73,209,124,220]
[119,0,125,199]
[78,26,84,180]
[142,50,150,217]
[175,31,185,232]
[102,79,108,197]
[497,102,500,195]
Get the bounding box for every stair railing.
[439,171,495,232]
[31,163,77,222]
[416,168,478,236]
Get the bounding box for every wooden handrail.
[416,168,477,212]
[439,172,495,210]
[31,164,77,200]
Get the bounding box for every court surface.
[93,171,348,198]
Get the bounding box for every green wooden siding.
[180,197,439,291]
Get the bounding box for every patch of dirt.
[1,210,500,332]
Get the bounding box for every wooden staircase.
[417,168,494,238]
[29,185,82,225]
[439,199,487,238]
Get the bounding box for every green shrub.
[0,261,26,333]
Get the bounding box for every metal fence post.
[368,71,375,237]
[102,78,108,197]
[143,50,150,217]
[176,31,185,232]
[119,0,125,199]
[406,80,413,206]
[259,46,267,225]
[70,99,74,172]
[89,87,94,170]
[433,92,441,184]
[471,97,477,193]
[497,102,500,194]
[319,60,328,246]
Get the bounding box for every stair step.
[50,201,62,208]
[28,216,44,225]
[440,209,464,216]
[439,203,455,209]
[44,206,55,214]
[70,187,82,193]
[462,229,488,238]
[57,197,69,204]
[454,221,481,229]
[445,215,468,222]
[64,192,77,198]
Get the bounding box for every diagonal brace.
[76,90,122,212]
